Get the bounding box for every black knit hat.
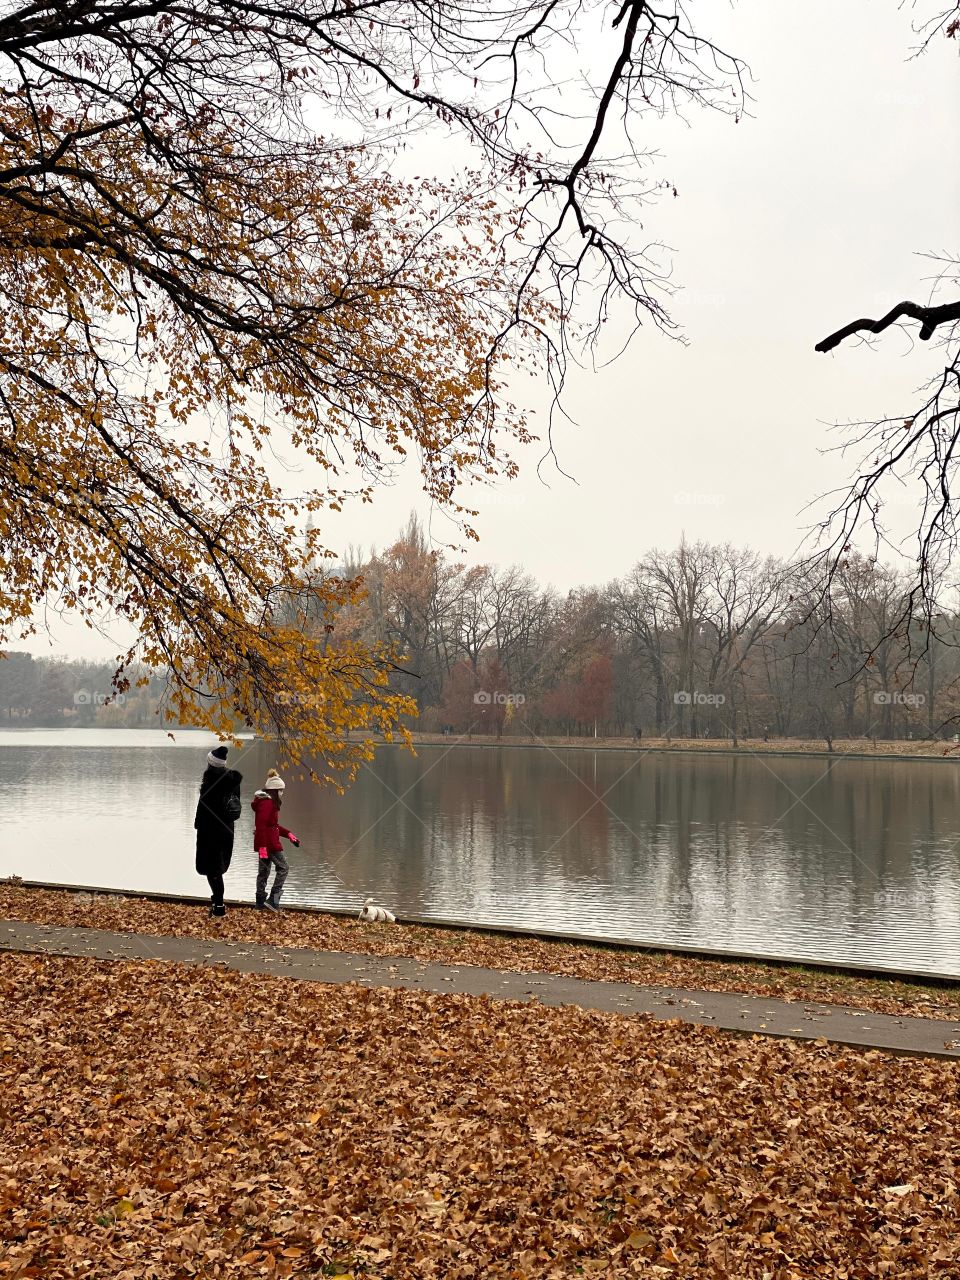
[207,745,229,767]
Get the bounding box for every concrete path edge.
[3,918,960,1061]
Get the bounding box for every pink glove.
[258,847,269,860]
[287,832,300,848]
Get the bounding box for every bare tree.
[813,12,959,648]
[701,547,790,744]
[610,566,678,734]
[451,567,499,675]
[638,540,716,734]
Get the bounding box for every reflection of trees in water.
[7,736,959,963]
[287,748,960,926]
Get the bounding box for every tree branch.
[816,299,960,353]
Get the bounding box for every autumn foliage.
[0,3,552,777]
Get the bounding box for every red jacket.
[252,792,292,854]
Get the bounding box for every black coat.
[194,766,242,876]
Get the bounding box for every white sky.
[21,0,960,660]
[311,0,960,581]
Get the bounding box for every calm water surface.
[2,729,959,976]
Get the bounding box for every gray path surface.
[4,918,960,1060]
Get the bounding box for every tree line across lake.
[0,654,181,730]
[327,518,960,745]
[5,519,960,744]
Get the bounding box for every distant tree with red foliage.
[538,682,579,735]
[441,661,481,732]
[475,657,509,737]
[440,656,513,735]
[576,656,613,734]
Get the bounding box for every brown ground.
[1,950,958,1278]
[1,882,957,1022]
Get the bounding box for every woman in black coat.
[194,745,242,916]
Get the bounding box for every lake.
[1,729,959,976]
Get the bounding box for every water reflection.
[1,730,958,975]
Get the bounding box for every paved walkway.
[4,918,960,1060]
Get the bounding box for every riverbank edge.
[367,733,960,763]
[12,878,959,990]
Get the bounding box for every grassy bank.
[2,883,958,1022]
[2,949,959,1277]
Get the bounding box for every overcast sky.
[22,0,960,661]
[316,0,960,581]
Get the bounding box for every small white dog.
[358,897,397,924]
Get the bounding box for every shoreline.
[377,732,960,763]
[3,727,956,763]
[10,877,960,986]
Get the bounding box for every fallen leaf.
[626,1231,655,1248]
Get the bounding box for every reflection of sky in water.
[2,730,960,976]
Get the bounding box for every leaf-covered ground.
[1,951,959,1278]
[1,883,958,1022]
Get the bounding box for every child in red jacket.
[253,770,300,912]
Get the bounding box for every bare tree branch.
[816,298,960,353]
